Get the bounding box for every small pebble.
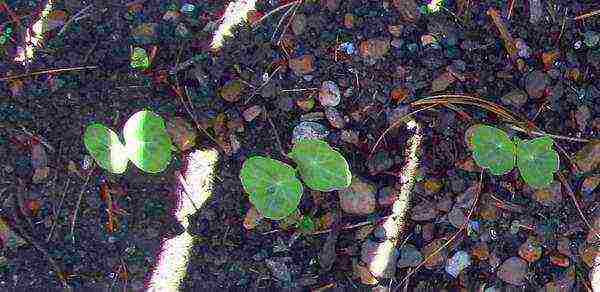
[525,70,548,99]
[318,81,341,107]
[339,176,377,216]
[584,31,600,47]
[448,206,466,228]
[397,244,423,268]
[518,236,543,263]
[532,181,562,206]
[242,105,262,122]
[324,107,345,129]
[359,38,390,59]
[445,251,471,278]
[501,89,528,107]
[292,122,329,143]
[289,54,315,75]
[410,201,439,221]
[497,257,528,285]
[340,129,359,145]
[266,258,291,283]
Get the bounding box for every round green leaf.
[289,139,351,191]
[83,124,128,174]
[516,136,559,189]
[470,125,516,175]
[123,110,173,173]
[240,156,303,220]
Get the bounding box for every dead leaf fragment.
[431,71,456,92]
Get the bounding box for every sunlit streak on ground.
[146,150,218,291]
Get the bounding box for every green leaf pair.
[240,139,351,220]
[83,110,173,174]
[470,125,560,189]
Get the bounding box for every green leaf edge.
[289,139,352,192]
[83,123,128,174]
[470,124,516,176]
[515,136,560,189]
[239,156,304,220]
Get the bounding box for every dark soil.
[1,0,599,291]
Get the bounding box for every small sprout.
[296,215,316,234]
[470,124,559,189]
[83,110,173,174]
[515,136,559,189]
[240,139,352,220]
[123,111,172,173]
[240,157,303,220]
[84,124,129,174]
[289,139,352,191]
[470,125,515,175]
[130,47,150,70]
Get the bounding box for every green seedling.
[84,110,173,174]
[470,124,559,189]
[240,139,351,220]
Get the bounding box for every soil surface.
[1,0,599,291]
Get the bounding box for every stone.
[318,81,341,107]
[289,54,315,75]
[525,70,548,99]
[292,122,329,143]
[445,251,471,278]
[501,89,528,107]
[339,176,377,216]
[220,79,245,102]
[410,201,439,221]
[532,181,562,206]
[497,257,528,285]
[397,244,423,268]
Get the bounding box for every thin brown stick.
[0,66,98,81]
[280,87,319,93]
[508,124,590,143]
[369,104,438,156]
[573,9,600,21]
[70,168,92,244]
[507,0,515,20]
[276,1,301,45]
[265,111,287,157]
[11,198,69,288]
[252,0,300,29]
[271,0,298,43]
[557,7,568,44]
[395,170,484,291]
[57,4,93,36]
[47,178,70,242]
[557,172,600,241]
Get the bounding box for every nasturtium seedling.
[240,156,303,220]
[83,124,129,174]
[470,124,560,189]
[289,139,352,191]
[83,110,173,174]
[240,139,352,220]
[470,125,516,175]
[123,111,173,173]
[296,215,316,234]
[515,136,559,189]
[130,47,150,70]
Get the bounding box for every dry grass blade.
[394,170,484,291]
[412,94,525,124]
[369,104,437,156]
[251,0,300,29]
[0,66,98,82]
[573,9,600,20]
[557,173,600,242]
